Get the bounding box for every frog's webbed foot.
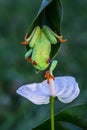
[21,41,29,45]
[27,57,32,62]
[58,35,67,43]
[45,71,54,84]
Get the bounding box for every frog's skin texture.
[25,26,58,71]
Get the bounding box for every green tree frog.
[22,25,66,78]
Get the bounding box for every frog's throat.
[33,62,49,71]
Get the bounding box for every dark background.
[0,0,87,130]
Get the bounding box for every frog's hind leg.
[42,25,57,44]
[29,26,41,48]
[25,49,33,62]
[21,26,41,45]
[43,25,67,44]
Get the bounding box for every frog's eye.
[32,61,37,66]
[46,58,50,64]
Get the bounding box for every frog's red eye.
[32,61,37,66]
[46,58,50,64]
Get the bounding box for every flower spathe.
[16,76,80,105]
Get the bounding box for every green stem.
[50,96,55,130]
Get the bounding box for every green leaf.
[26,0,63,59]
[27,0,53,35]
[37,0,53,16]
[29,0,62,34]
[32,104,87,130]
[45,0,63,34]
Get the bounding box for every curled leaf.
[26,0,63,59]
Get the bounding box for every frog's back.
[32,32,51,70]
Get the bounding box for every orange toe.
[27,57,32,62]
[45,71,54,84]
[21,41,29,45]
[58,38,67,43]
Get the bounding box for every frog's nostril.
[32,61,37,66]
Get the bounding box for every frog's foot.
[45,71,54,84]
[21,41,29,45]
[58,35,67,43]
[27,57,32,62]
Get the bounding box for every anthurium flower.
[16,76,80,105]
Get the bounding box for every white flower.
[16,76,80,105]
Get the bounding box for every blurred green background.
[0,0,87,130]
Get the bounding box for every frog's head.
[32,58,50,71]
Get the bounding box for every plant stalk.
[50,96,55,130]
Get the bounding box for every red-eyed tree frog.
[22,25,66,80]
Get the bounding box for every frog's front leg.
[25,49,33,62]
[45,60,58,83]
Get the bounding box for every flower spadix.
[16,76,80,105]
